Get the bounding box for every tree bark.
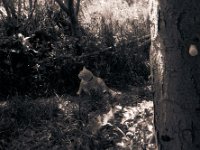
[150,0,200,149]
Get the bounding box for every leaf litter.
[0,86,156,150]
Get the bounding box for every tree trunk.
[28,0,37,19]
[55,0,79,36]
[67,0,78,36]
[150,0,200,150]
[75,0,81,16]
[29,0,33,17]
[18,0,22,18]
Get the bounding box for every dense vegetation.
[0,0,153,149]
[0,0,150,97]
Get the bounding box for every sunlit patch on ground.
[89,99,155,149]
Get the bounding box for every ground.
[0,85,155,150]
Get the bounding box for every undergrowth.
[0,1,154,149]
[0,88,154,150]
[0,0,150,98]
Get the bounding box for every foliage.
[0,1,154,149]
[0,0,150,97]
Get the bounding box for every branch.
[54,0,70,15]
[18,0,22,17]
[0,10,6,20]
[7,0,17,18]
[2,0,11,18]
[28,0,37,19]
[58,47,114,61]
[75,0,81,16]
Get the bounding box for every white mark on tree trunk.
[189,44,198,56]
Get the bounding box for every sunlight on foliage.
[80,0,150,45]
[81,0,149,25]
